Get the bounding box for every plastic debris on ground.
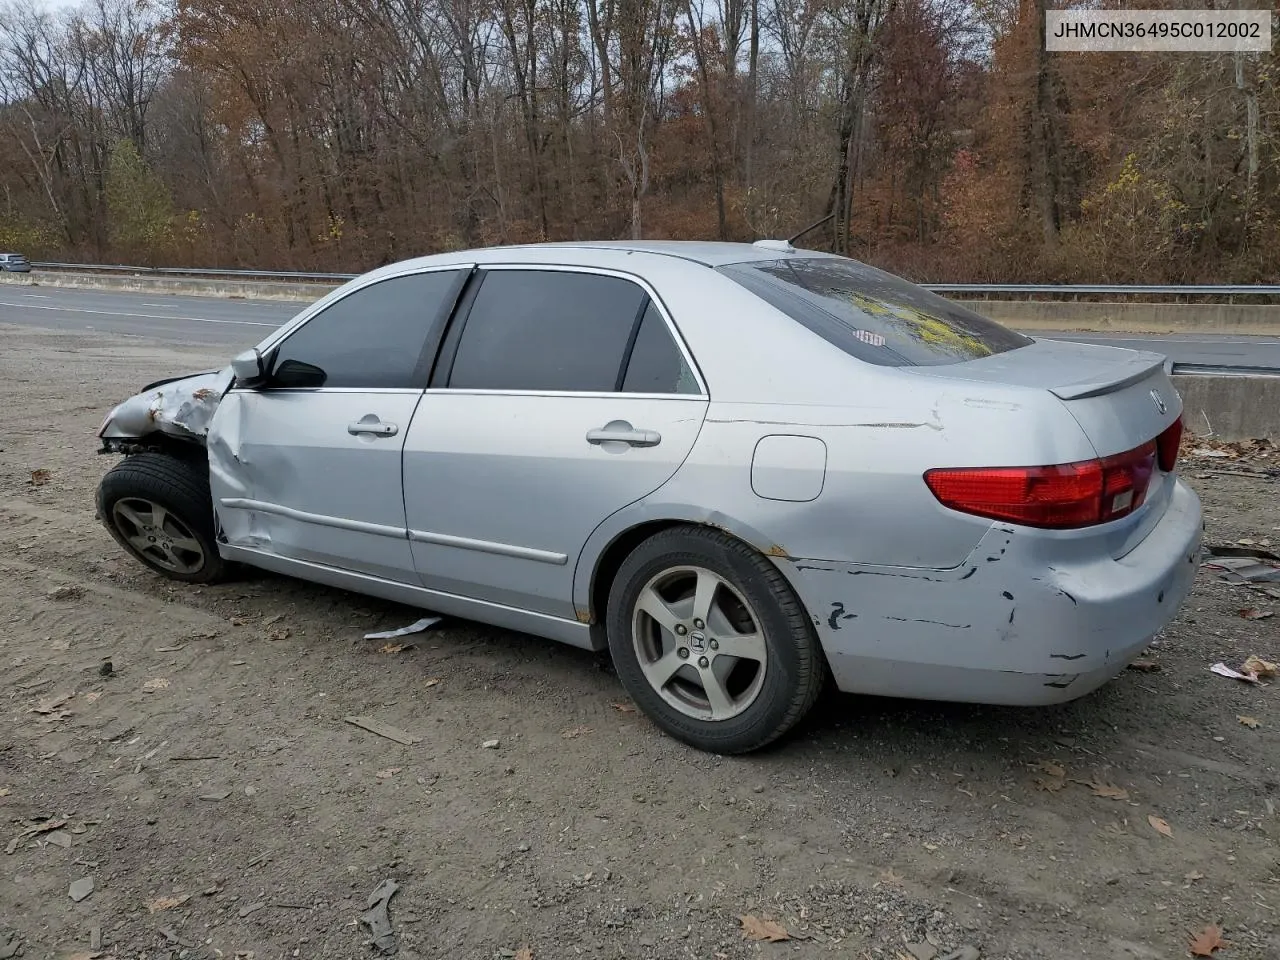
[364,616,441,641]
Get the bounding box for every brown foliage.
[0,0,1276,282]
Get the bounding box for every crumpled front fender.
[99,366,234,445]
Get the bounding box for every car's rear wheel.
[97,452,227,584]
[606,526,825,753]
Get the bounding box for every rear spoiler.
[1047,355,1165,401]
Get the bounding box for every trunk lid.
[907,337,1179,458]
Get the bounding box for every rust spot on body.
[765,544,790,559]
[574,608,592,624]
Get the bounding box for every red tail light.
[925,442,1157,529]
[1157,416,1183,473]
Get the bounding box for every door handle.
[586,424,661,447]
[348,419,398,438]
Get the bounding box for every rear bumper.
[785,478,1203,706]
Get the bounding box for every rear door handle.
[348,418,398,438]
[586,423,661,447]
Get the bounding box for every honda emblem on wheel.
[688,631,708,654]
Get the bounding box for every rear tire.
[606,526,825,754]
[96,452,227,584]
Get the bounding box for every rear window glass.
[718,257,1031,367]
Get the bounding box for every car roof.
[364,240,842,276]
[497,240,840,267]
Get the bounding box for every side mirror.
[231,347,270,388]
[272,358,327,389]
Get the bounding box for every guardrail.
[33,262,358,282]
[28,262,1280,298]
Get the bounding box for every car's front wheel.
[606,526,825,754]
[96,451,227,584]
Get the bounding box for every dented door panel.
[208,389,421,582]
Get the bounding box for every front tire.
[606,526,825,754]
[96,452,227,584]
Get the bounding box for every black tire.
[96,451,227,584]
[606,526,825,754]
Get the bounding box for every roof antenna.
[787,212,835,247]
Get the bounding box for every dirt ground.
[1,321,1278,960]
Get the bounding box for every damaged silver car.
[96,240,1203,753]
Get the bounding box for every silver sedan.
[95,240,1203,753]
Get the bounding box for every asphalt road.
[2,285,1280,366]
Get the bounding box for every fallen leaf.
[84,691,101,704]
[561,726,592,739]
[739,915,790,942]
[424,678,442,689]
[147,893,191,913]
[611,702,637,713]
[1239,608,1274,621]
[28,469,51,486]
[379,643,412,654]
[1087,780,1130,801]
[1033,760,1065,777]
[1188,924,1229,956]
[230,617,250,626]
[514,948,533,960]
[268,629,290,641]
[1127,659,1161,672]
[1184,871,1204,884]
[375,767,402,780]
[30,692,74,714]
[1242,655,1278,678]
[142,678,170,690]
[1237,715,1261,729]
[1148,814,1173,838]
[0,788,9,798]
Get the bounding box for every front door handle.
[348,417,398,438]
[586,422,662,447]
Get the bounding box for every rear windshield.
[718,257,1031,367]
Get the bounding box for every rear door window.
[719,257,1031,367]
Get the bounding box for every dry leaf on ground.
[514,948,533,960]
[268,629,291,641]
[1239,608,1274,620]
[142,678,170,690]
[1086,780,1130,801]
[611,702,637,713]
[424,678,442,688]
[28,469,51,486]
[1127,659,1161,672]
[147,894,191,913]
[1242,655,1278,678]
[0,788,9,798]
[1237,715,1261,729]
[561,726,591,739]
[1188,924,1229,957]
[1031,760,1066,792]
[1148,814,1173,838]
[375,767,402,780]
[379,643,411,654]
[739,915,790,942]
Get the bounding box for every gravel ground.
[1,321,1277,960]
